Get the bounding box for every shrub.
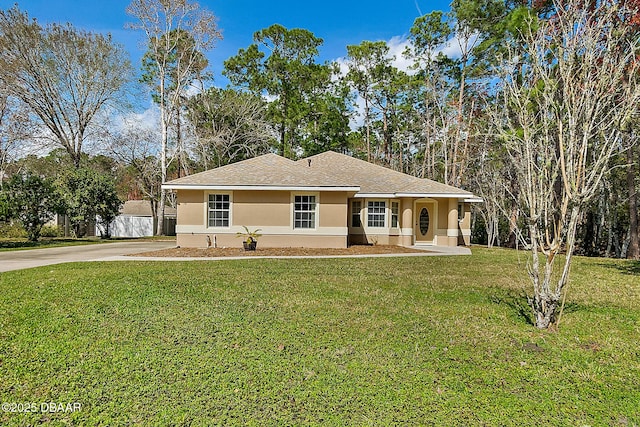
[3,173,64,241]
[0,222,27,238]
[40,225,61,238]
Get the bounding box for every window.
[351,200,362,227]
[458,202,465,221]
[294,195,316,229]
[208,194,230,227]
[391,202,399,228]
[367,201,386,227]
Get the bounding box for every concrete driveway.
[0,240,176,273]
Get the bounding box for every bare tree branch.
[491,0,640,328]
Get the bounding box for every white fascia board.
[162,184,361,192]
[353,192,477,199]
[353,193,398,198]
[394,193,476,199]
[464,197,484,203]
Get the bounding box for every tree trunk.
[149,198,158,237]
[627,143,639,259]
[421,125,430,179]
[279,95,288,157]
[528,219,558,329]
[176,105,186,178]
[506,207,519,248]
[450,68,466,186]
[456,99,474,187]
[277,121,285,157]
[531,206,580,329]
[382,108,391,166]
[157,103,168,236]
[365,96,371,162]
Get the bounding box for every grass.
[0,248,638,425]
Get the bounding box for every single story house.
[99,200,177,238]
[162,151,480,249]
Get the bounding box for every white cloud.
[117,106,161,133]
[438,39,462,58]
[438,31,480,59]
[386,36,414,74]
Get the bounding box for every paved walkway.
[0,243,471,273]
[0,241,176,273]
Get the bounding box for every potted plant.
[236,226,262,251]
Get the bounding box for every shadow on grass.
[0,239,80,249]
[0,238,103,250]
[490,290,585,327]
[490,290,533,326]
[595,260,640,276]
[0,236,175,250]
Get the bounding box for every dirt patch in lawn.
[132,245,426,258]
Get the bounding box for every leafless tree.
[491,0,640,328]
[471,134,508,248]
[109,119,162,229]
[0,6,132,168]
[0,87,33,188]
[186,88,274,170]
[126,0,222,235]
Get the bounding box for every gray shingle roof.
[299,151,472,196]
[163,151,474,197]
[163,153,359,189]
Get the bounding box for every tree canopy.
[0,5,132,168]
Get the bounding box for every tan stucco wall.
[177,190,205,226]
[319,192,348,228]
[233,190,290,226]
[175,190,468,249]
[347,233,403,246]
[175,189,350,248]
[177,232,347,249]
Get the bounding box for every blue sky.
[3,0,452,86]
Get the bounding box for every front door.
[415,202,435,244]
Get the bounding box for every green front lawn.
[0,249,638,425]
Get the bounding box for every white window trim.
[366,199,387,229]
[205,191,233,229]
[291,192,319,231]
[350,199,363,230]
[390,201,400,229]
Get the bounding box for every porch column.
[460,203,471,246]
[447,198,459,247]
[400,198,413,246]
